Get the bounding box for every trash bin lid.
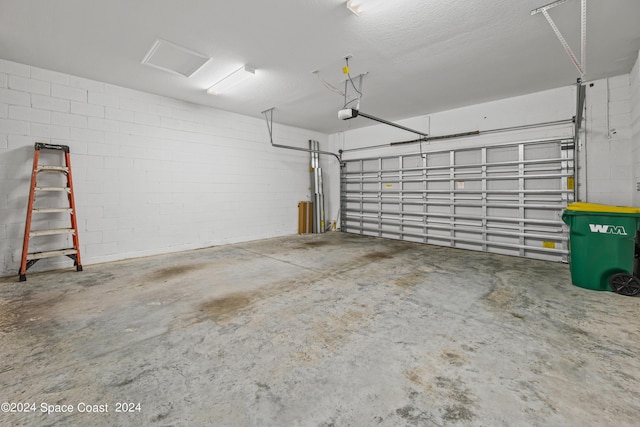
[566,202,640,214]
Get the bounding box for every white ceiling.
[1,0,639,134]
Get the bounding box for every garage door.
[340,137,575,262]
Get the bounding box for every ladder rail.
[65,150,82,269]
[19,149,40,279]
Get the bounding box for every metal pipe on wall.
[262,108,341,161]
[261,109,334,234]
[573,79,586,202]
[271,142,341,161]
[309,140,326,233]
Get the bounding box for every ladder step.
[30,228,75,237]
[32,208,74,214]
[35,142,70,152]
[26,248,77,260]
[35,186,71,193]
[36,166,69,173]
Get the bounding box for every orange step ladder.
[19,143,83,281]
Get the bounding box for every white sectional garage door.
[340,137,575,262]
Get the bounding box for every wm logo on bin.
[589,224,628,235]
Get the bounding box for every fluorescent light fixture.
[346,0,363,16]
[206,65,256,95]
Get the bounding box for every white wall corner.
[631,49,640,206]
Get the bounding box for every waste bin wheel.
[609,273,640,297]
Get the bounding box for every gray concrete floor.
[0,232,639,427]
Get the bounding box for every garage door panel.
[427,204,451,215]
[487,206,520,218]
[427,152,449,166]
[455,205,483,217]
[381,157,398,169]
[427,228,452,240]
[487,179,518,191]
[487,231,520,244]
[403,235,424,244]
[525,144,560,161]
[486,164,518,174]
[403,181,423,191]
[488,246,520,257]
[341,137,573,262]
[456,242,484,252]
[403,203,423,214]
[525,177,561,191]
[487,146,518,162]
[345,182,362,192]
[524,207,558,220]
[456,179,482,191]
[486,193,519,201]
[381,203,400,214]
[455,149,481,165]
[426,180,449,191]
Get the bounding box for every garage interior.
[1,0,640,426]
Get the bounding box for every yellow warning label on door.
[567,176,574,190]
[542,241,556,249]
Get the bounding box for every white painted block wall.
[584,75,634,205]
[631,52,640,207]
[0,59,324,278]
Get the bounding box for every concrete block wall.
[0,58,325,278]
[631,52,640,207]
[583,75,634,205]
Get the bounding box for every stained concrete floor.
[0,232,639,427]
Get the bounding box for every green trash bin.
[562,202,640,296]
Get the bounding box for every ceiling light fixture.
[346,0,363,16]
[206,65,256,95]
[142,39,211,78]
